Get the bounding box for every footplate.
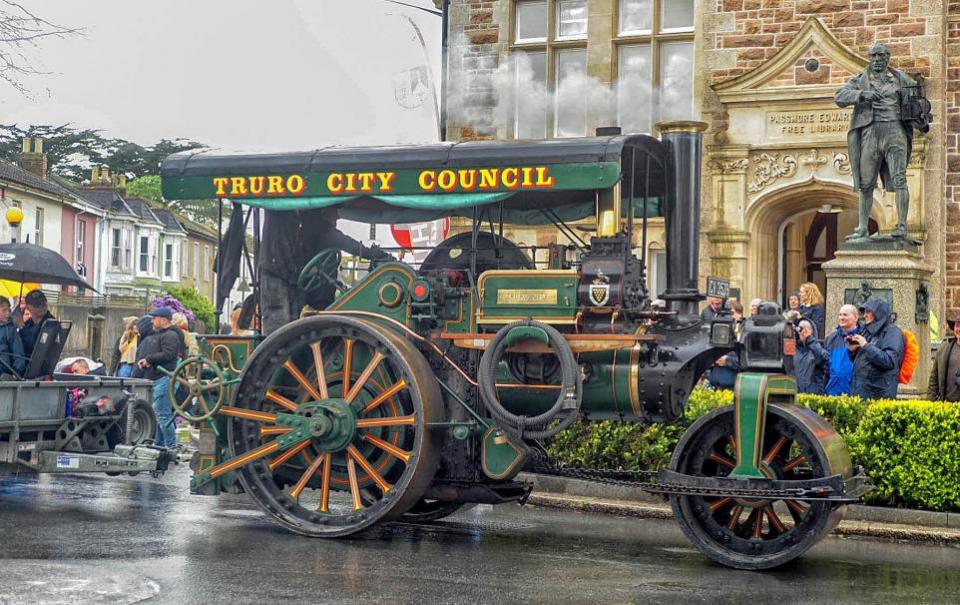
[644,468,874,502]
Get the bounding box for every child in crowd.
[0,298,26,377]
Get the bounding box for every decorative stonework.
[748,153,798,194]
[833,153,852,175]
[799,148,829,171]
[708,158,749,175]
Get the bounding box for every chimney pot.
[34,138,42,153]
[21,138,30,153]
[90,166,99,183]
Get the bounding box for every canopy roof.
[160,135,666,224]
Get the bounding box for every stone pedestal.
[823,246,933,397]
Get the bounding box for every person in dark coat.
[701,295,723,321]
[847,298,904,400]
[0,298,25,376]
[19,290,55,359]
[131,315,155,379]
[793,319,829,394]
[136,308,181,449]
[798,282,826,338]
[927,311,960,402]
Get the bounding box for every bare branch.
[0,0,83,95]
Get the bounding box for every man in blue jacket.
[824,304,860,395]
[847,298,904,399]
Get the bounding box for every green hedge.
[546,389,960,513]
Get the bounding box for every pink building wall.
[59,206,97,289]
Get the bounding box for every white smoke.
[446,34,693,138]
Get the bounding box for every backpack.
[899,328,919,384]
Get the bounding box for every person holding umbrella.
[19,290,55,359]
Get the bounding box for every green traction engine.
[161,122,872,570]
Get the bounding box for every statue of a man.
[835,43,930,241]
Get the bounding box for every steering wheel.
[168,356,226,423]
[298,249,342,295]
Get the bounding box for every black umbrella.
[0,242,96,291]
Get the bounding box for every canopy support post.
[253,207,261,334]
[215,199,223,331]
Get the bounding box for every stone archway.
[743,181,886,303]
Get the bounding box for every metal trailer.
[0,376,173,476]
[159,122,873,570]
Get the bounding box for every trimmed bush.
[546,389,960,513]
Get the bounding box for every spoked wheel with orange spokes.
[222,315,442,537]
[669,404,853,570]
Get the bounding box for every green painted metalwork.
[327,263,417,326]
[275,399,357,453]
[730,372,798,478]
[162,162,621,202]
[480,427,528,480]
[504,325,550,346]
[478,272,578,324]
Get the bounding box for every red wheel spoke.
[265,389,299,412]
[751,509,764,539]
[363,433,412,463]
[268,440,312,471]
[782,454,808,472]
[318,453,332,513]
[356,415,416,429]
[284,360,323,401]
[347,456,363,510]
[726,505,744,530]
[345,352,385,404]
[727,434,737,453]
[785,499,808,520]
[763,435,789,465]
[764,505,786,535]
[291,452,327,500]
[219,406,278,423]
[360,379,408,414]
[709,497,733,513]
[208,440,297,478]
[342,339,355,397]
[707,451,736,469]
[261,426,292,437]
[310,343,329,400]
[347,445,392,494]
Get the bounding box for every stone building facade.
[447,0,958,325]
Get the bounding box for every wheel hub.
[276,398,357,453]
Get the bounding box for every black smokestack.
[658,121,708,318]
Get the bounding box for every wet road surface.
[2,467,959,604]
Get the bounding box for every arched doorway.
[745,182,885,305]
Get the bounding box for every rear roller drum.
[222,315,442,537]
[669,404,852,570]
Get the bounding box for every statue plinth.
[823,246,932,397]
[839,236,920,254]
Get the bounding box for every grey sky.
[1,0,442,149]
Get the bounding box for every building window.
[111,228,122,267]
[139,236,149,272]
[164,242,175,278]
[33,207,43,246]
[193,242,200,278]
[649,247,667,299]
[556,0,587,40]
[515,0,548,43]
[124,229,133,269]
[511,0,589,138]
[76,219,86,264]
[181,241,189,277]
[616,0,695,133]
[203,245,211,281]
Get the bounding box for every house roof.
[151,207,187,234]
[51,177,138,218]
[124,196,164,226]
[0,159,77,200]
[176,215,218,243]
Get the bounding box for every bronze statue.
[835,43,931,241]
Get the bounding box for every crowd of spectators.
[701,282,942,402]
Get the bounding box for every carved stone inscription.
[766,109,852,139]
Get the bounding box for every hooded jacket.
[849,299,905,399]
[793,322,829,394]
[927,335,959,402]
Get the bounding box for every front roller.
[194,315,443,537]
[668,373,853,570]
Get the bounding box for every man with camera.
[846,298,904,400]
[927,312,960,402]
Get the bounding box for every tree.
[1,1,80,95]
[163,287,217,333]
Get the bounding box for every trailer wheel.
[126,400,157,446]
[225,315,442,537]
[669,404,852,570]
